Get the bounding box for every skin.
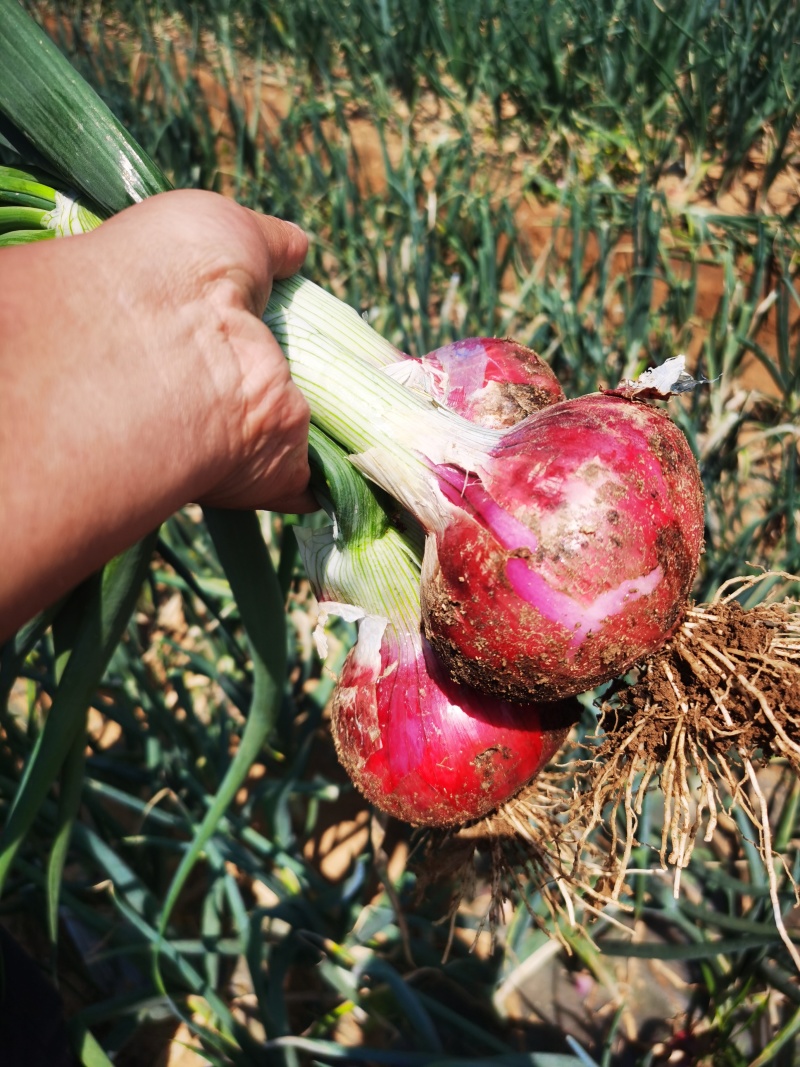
[0,189,316,639]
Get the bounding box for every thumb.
[247,212,309,281]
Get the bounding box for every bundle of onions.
[264,293,706,703]
[287,327,707,833]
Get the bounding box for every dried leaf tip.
[608,355,713,400]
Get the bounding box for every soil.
[577,583,800,887]
[601,597,800,771]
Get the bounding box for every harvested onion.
[266,284,705,703]
[422,392,705,701]
[386,336,565,428]
[331,620,576,826]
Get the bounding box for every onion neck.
[270,275,404,368]
[42,189,104,234]
[265,296,500,530]
[299,426,423,634]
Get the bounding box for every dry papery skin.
[414,573,800,964]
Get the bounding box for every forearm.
[0,232,224,636]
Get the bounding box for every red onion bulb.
[390,337,565,429]
[332,616,578,826]
[422,393,705,702]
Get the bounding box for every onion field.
[1,2,799,1065]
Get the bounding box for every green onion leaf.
[0,0,170,212]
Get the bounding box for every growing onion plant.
[2,2,800,1063]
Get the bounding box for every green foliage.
[1,1,800,1064]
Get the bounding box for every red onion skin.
[420,337,564,428]
[331,624,578,827]
[422,393,705,702]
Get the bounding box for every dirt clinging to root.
[415,574,800,962]
[577,573,800,964]
[582,580,800,874]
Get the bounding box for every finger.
[246,211,309,281]
[254,435,318,514]
[273,485,320,515]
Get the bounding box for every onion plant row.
[1,3,800,1066]
[37,0,800,199]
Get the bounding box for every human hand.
[1,189,315,635]
[95,189,315,513]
